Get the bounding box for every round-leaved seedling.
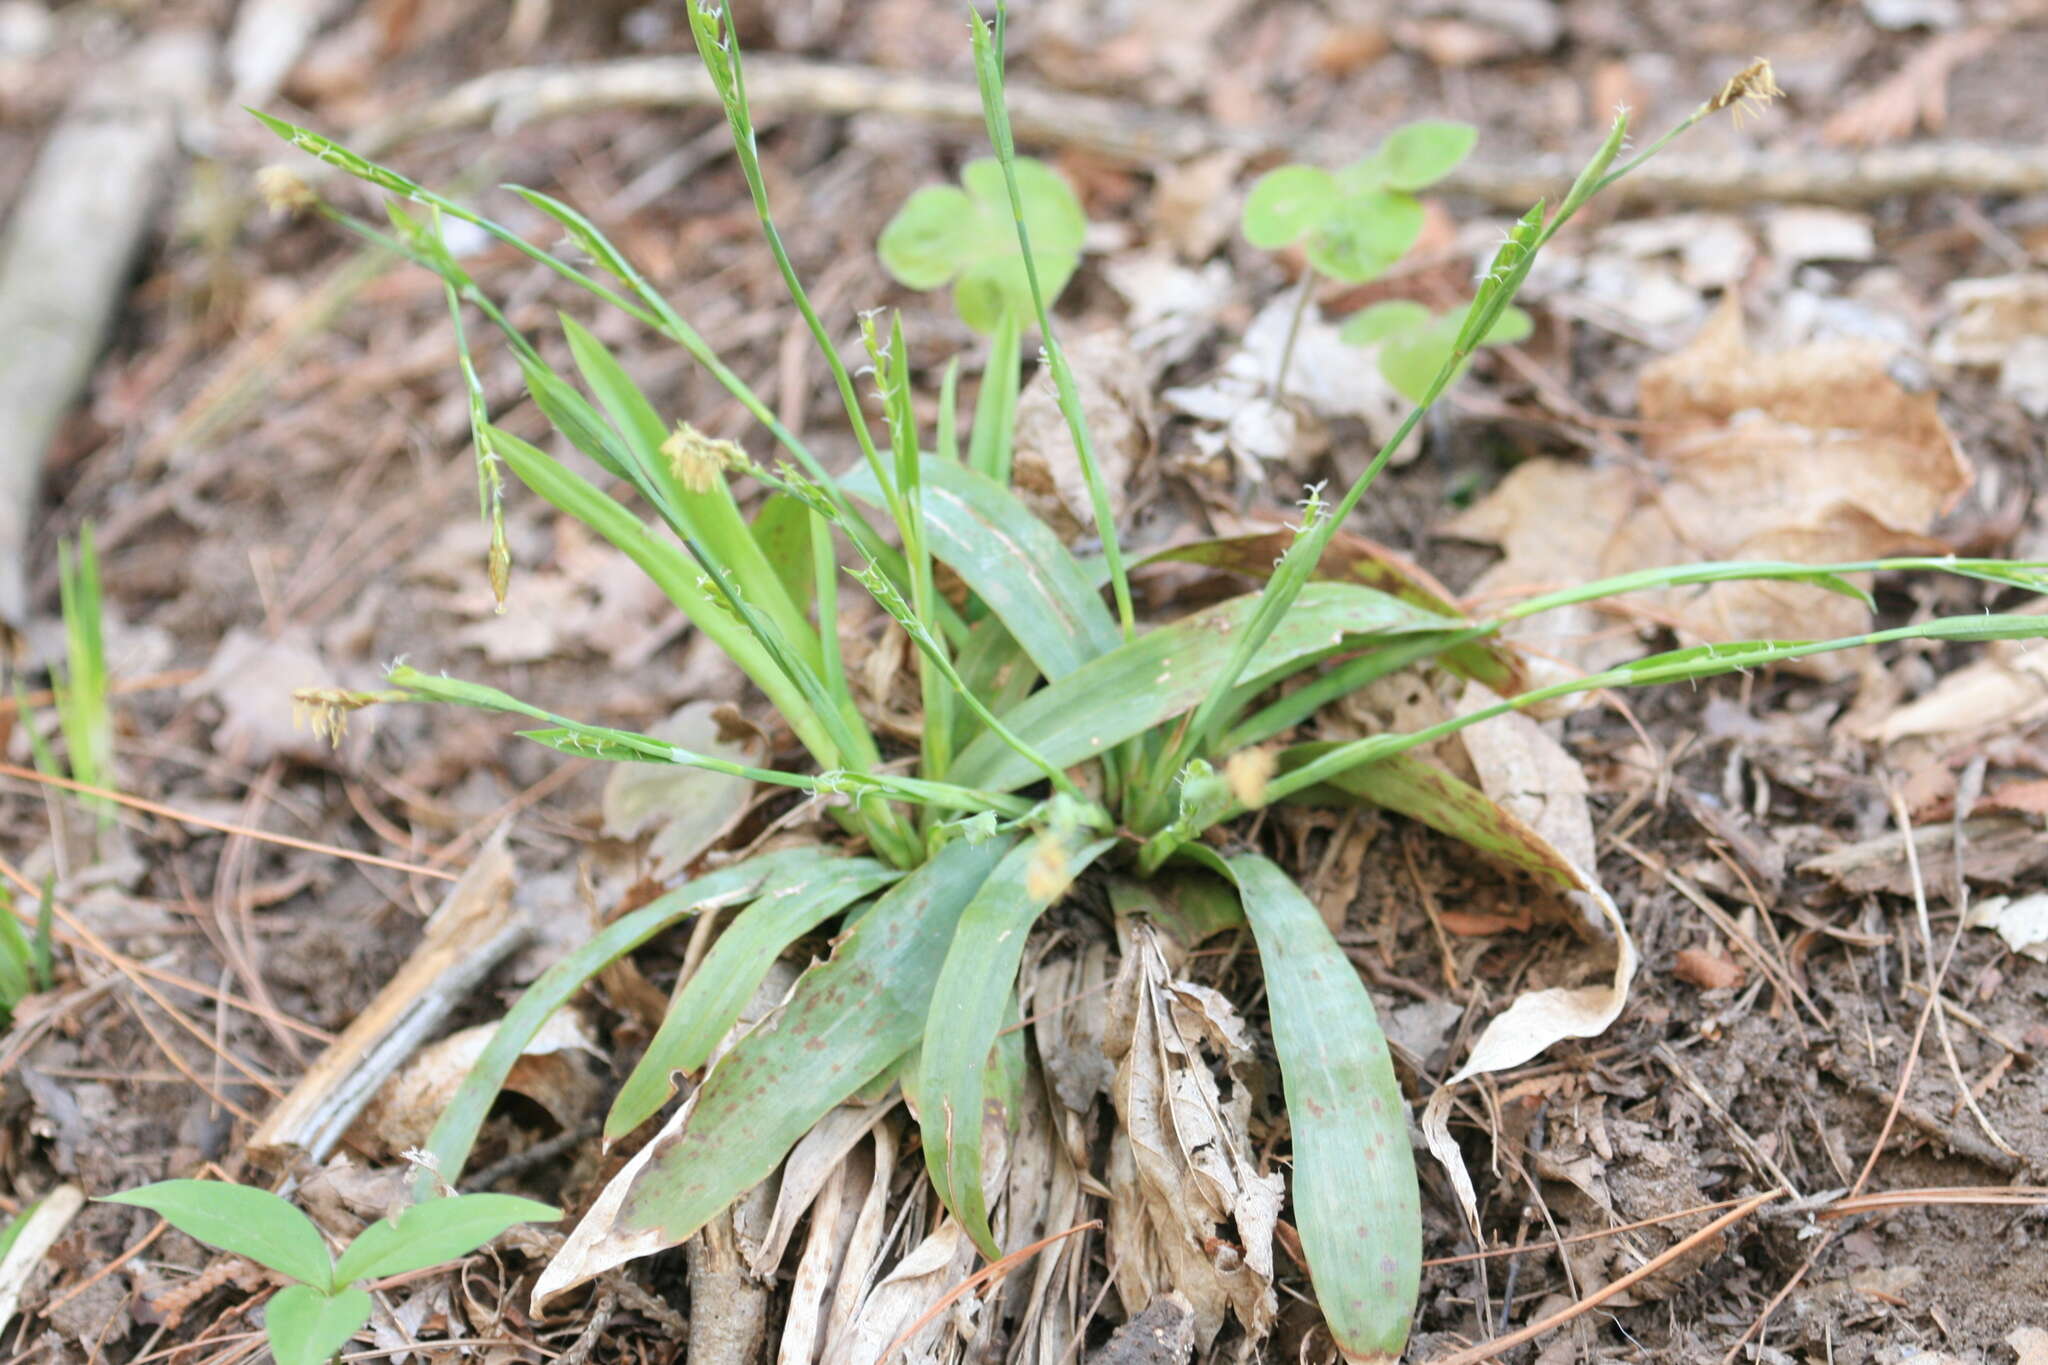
[877,156,1086,333]
[1341,297,1533,402]
[1241,120,1475,284]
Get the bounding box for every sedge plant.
[241,19,2046,1360]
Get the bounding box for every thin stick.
[350,54,2048,208]
[0,761,458,881]
[0,668,201,717]
[1422,1194,1751,1266]
[1426,1189,1782,1365]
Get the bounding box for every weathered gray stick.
[0,29,213,625]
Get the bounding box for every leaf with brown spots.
[1228,855,1417,1362]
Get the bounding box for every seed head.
[1709,59,1782,125]
[661,421,745,493]
[1225,746,1278,808]
[255,165,317,217]
[292,688,382,746]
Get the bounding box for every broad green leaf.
[1378,324,1457,404]
[1338,300,1431,348]
[1375,120,1477,191]
[1478,302,1533,345]
[102,1182,332,1292]
[878,185,975,289]
[1228,856,1418,1361]
[266,1286,371,1365]
[968,310,1023,481]
[1135,527,1521,691]
[961,157,1087,258]
[919,836,1113,1257]
[952,615,1039,753]
[1305,191,1423,283]
[332,1194,558,1286]
[420,849,833,1190]
[1281,745,1577,889]
[750,492,815,612]
[844,457,1118,679]
[1106,871,1245,946]
[950,583,1463,793]
[607,857,901,1139]
[1241,164,1335,248]
[880,157,1085,333]
[532,838,1011,1301]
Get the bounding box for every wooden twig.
[1426,1189,1784,1365]
[247,829,524,1168]
[347,53,2048,209]
[0,29,213,625]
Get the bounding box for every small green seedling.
[877,156,1084,334]
[1242,120,1473,283]
[1341,297,1533,403]
[878,155,1087,482]
[1241,119,1475,391]
[0,879,55,1028]
[52,523,113,818]
[101,1181,556,1365]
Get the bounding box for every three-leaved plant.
[101,1182,556,1365]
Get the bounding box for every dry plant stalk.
[247,830,523,1169]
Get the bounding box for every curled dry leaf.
[1422,870,1637,1237]
[1448,297,1969,676]
[1103,925,1280,1351]
[346,1010,600,1159]
[1012,328,1152,541]
[1162,294,1412,472]
[601,701,764,880]
[822,1220,980,1365]
[1965,892,2048,963]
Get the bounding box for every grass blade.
[967,6,1136,641]
[967,312,1022,482]
[949,583,1462,793]
[1140,529,1521,691]
[482,423,846,769]
[533,837,1012,1301]
[1280,747,1580,889]
[1227,855,1418,1362]
[606,857,900,1140]
[1265,610,2048,806]
[918,835,1113,1256]
[421,849,833,1192]
[844,457,1118,680]
[558,315,820,669]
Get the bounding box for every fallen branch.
[0,29,213,625]
[349,54,2048,209]
[247,828,525,1169]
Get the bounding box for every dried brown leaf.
[1103,926,1279,1350]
